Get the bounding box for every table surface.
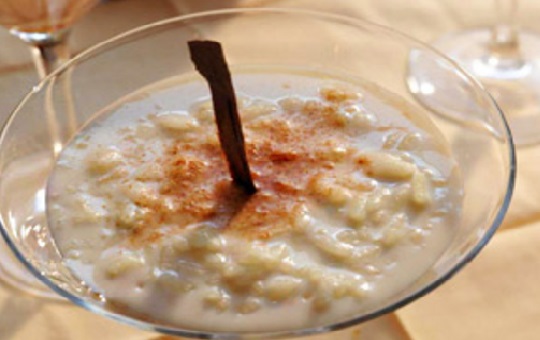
[1,0,540,339]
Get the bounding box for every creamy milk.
[47,68,461,332]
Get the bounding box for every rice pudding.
[47,68,461,332]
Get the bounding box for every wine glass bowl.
[0,0,99,44]
[0,9,515,338]
[0,0,99,79]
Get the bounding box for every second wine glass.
[0,0,99,77]
[409,0,540,146]
[0,0,99,298]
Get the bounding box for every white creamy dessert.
[46,68,461,332]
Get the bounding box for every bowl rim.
[0,7,516,339]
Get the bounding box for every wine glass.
[0,8,515,337]
[408,0,540,146]
[0,0,99,298]
[0,0,99,78]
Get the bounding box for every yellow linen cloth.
[397,222,540,340]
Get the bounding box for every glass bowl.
[0,8,515,339]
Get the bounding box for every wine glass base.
[410,28,540,146]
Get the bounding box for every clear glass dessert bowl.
[0,8,515,339]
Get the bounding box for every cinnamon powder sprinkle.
[128,94,361,243]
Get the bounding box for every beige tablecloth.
[1,0,539,339]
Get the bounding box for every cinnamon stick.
[188,40,257,194]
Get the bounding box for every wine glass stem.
[29,33,78,155]
[30,34,71,79]
[490,0,519,56]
